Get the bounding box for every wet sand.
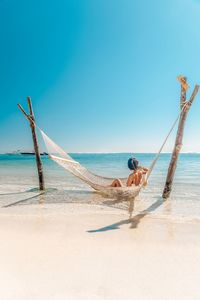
[0,203,200,300]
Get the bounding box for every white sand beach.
[0,203,200,300]
[1,0,200,298]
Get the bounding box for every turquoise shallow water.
[0,153,200,220]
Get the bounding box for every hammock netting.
[40,130,142,197]
[39,110,180,198]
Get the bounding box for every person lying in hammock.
[110,157,148,187]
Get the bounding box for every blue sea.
[0,153,200,221]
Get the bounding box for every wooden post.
[18,97,45,191]
[162,77,199,199]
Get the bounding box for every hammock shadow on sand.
[87,197,166,233]
[65,190,133,211]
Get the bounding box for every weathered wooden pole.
[162,76,199,199]
[18,97,45,191]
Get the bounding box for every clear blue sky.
[0,0,200,153]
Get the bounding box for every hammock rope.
[38,103,188,198]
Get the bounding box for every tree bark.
[162,80,199,199]
[27,97,45,191]
[18,97,45,191]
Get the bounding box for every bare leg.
[110,179,122,187]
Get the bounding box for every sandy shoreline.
[0,203,200,300]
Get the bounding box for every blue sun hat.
[127,157,139,170]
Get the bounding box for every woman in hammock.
[111,157,148,187]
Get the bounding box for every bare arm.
[141,167,148,174]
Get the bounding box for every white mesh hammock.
[39,111,181,198]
